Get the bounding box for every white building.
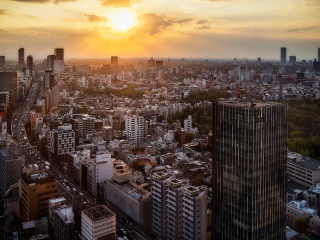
[287,152,320,187]
[92,150,114,198]
[53,60,64,73]
[125,115,144,146]
[182,186,207,240]
[81,205,116,240]
[184,115,192,133]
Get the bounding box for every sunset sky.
[0,0,320,60]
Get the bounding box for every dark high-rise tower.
[47,55,56,70]
[212,101,287,240]
[54,48,64,60]
[18,48,25,68]
[318,48,320,61]
[280,47,286,64]
[111,56,118,66]
[27,55,33,73]
[0,56,5,69]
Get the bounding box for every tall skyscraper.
[111,56,118,66]
[318,48,320,61]
[26,55,33,73]
[281,47,286,64]
[47,54,57,70]
[18,48,25,68]
[0,56,5,69]
[54,48,64,60]
[289,55,296,64]
[212,101,287,240]
[0,71,20,105]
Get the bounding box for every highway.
[11,81,148,240]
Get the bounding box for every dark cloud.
[286,26,319,32]
[174,18,193,24]
[100,0,131,7]
[196,20,208,25]
[0,9,10,14]
[139,13,193,35]
[195,25,210,30]
[84,14,108,22]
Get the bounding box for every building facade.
[281,47,287,64]
[212,101,287,239]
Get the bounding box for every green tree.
[293,217,308,233]
[190,175,207,186]
[186,133,194,143]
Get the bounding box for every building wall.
[19,175,58,222]
[213,101,287,239]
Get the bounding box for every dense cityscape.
[0,45,319,240]
[1,0,320,239]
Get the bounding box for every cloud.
[286,26,319,32]
[100,0,132,7]
[84,14,108,22]
[138,13,193,35]
[174,18,193,24]
[0,9,10,15]
[11,0,77,3]
[11,0,50,3]
[196,20,208,25]
[195,25,210,30]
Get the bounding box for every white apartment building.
[184,115,192,133]
[287,152,320,187]
[81,205,116,240]
[166,178,189,240]
[125,115,144,146]
[182,186,207,240]
[92,150,114,198]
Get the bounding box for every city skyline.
[0,0,320,60]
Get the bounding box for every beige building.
[19,172,58,222]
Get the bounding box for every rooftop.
[82,205,115,222]
[218,100,282,108]
[290,159,320,171]
[55,206,74,224]
[110,181,151,200]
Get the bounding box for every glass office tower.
[212,101,287,240]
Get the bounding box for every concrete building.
[19,172,58,222]
[125,115,144,146]
[54,60,64,73]
[52,205,74,240]
[102,126,114,143]
[182,186,207,240]
[48,124,75,166]
[165,178,189,240]
[92,150,114,198]
[0,147,22,194]
[184,115,192,133]
[151,171,171,239]
[46,55,56,70]
[287,152,320,187]
[0,56,5,69]
[281,47,287,64]
[106,178,152,236]
[54,48,64,60]
[18,48,25,68]
[111,56,118,66]
[286,200,317,229]
[0,71,20,104]
[81,205,116,240]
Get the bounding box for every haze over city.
[1,0,320,59]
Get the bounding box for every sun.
[109,11,137,32]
